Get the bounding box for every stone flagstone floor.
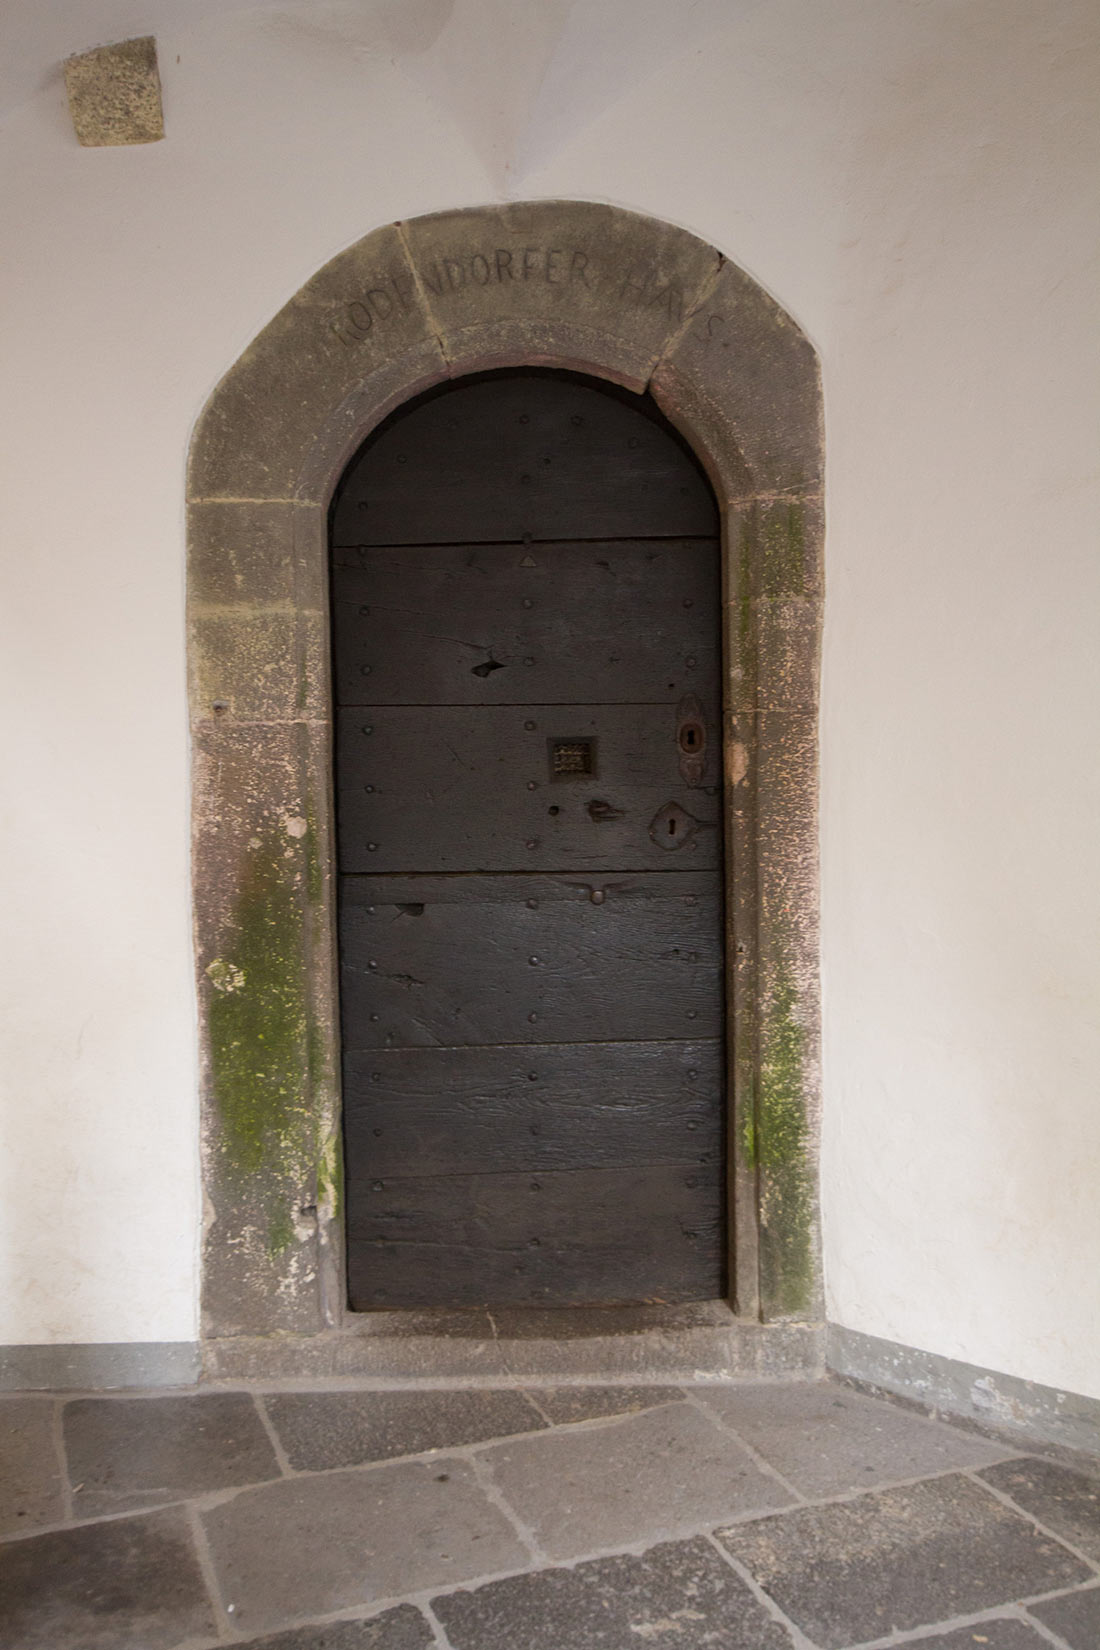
[2,1378,1099,1649]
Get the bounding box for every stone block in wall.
[189,225,445,503]
[401,201,723,392]
[187,501,324,610]
[188,608,328,725]
[724,497,824,713]
[652,260,823,498]
[65,37,163,147]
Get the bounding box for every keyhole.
[685,728,697,748]
[679,721,703,754]
[668,817,677,836]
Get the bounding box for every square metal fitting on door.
[549,738,597,779]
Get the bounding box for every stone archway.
[187,201,824,1364]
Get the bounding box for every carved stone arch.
[188,201,823,1365]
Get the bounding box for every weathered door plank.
[332,539,719,706]
[347,1163,723,1310]
[331,374,718,547]
[338,873,722,1049]
[336,705,721,874]
[343,1039,723,1177]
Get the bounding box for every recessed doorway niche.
[187,201,823,1369]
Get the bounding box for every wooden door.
[331,371,725,1310]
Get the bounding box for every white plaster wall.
[1,0,1097,1392]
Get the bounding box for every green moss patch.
[756,960,815,1316]
[207,827,312,1185]
[761,501,805,598]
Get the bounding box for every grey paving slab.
[0,1506,217,1649]
[893,1622,1051,1649]
[524,1384,684,1424]
[716,1473,1092,1650]
[264,1386,544,1471]
[1029,1584,1100,1647]
[694,1380,1011,1497]
[0,1397,63,1537]
[980,1457,1100,1561]
[234,1604,435,1649]
[433,1534,796,1649]
[64,1392,281,1516]
[202,1457,530,1634]
[480,1399,793,1561]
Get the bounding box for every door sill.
[201,1304,824,1384]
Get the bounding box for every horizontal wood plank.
[336,704,722,873]
[338,872,723,1049]
[343,1039,723,1177]
[331,373,717,547]
[346,1162,724,1309]
[331,539,719,706]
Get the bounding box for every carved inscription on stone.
[418,246,596,291]
[331,245,693,348]
[330,273,417,349]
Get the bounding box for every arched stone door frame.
[187,201,823,1350]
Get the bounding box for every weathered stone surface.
[748,708,822,1319]
[751,598,823,713]
[188,606,327,724]
[0,1398,63,1536]
[65,37,163,147]
[234,1608,436,1650]
[192,719,333,1337]
[524,1385,684,1424]
[202,1459,529,1633]
[0,1508,216,1649]
[720,504,823,1325]
[726,496,825,608]
[725,497,824,714]
[192,720,316,960]
[980,1458,1100,1561]
[433,1536,795,1649]
[1030,1584,1100,1647]
[717,1474,1092,1649]
[65,1392,280,1516]
[652,258,823,498]
[401,202,722,392]
[828,1324,1100,1457]
[189,225,444,502]
[203,1316,825,1382]
[479,1399,793,1560]
[694,1381,1011,1498]
[264,1387,545,1471]
[188,500,324,610]
[893,1625,1051,1650]
[0,1341,199,1390]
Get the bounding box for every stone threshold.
[202,1303,825,1384]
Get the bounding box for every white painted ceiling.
[1,0,762,187]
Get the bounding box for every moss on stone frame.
[303,797,323,906]
[761,501,805,598]
[207,826,313,1184]
[736,512,756,688]
[265,1200,296,1259]
[755,959,815,1316]
[317,1127,343,1224]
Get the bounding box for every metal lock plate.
[650,800,704,850]
[676,694,706,786]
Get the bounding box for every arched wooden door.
[330,369,725,1310]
